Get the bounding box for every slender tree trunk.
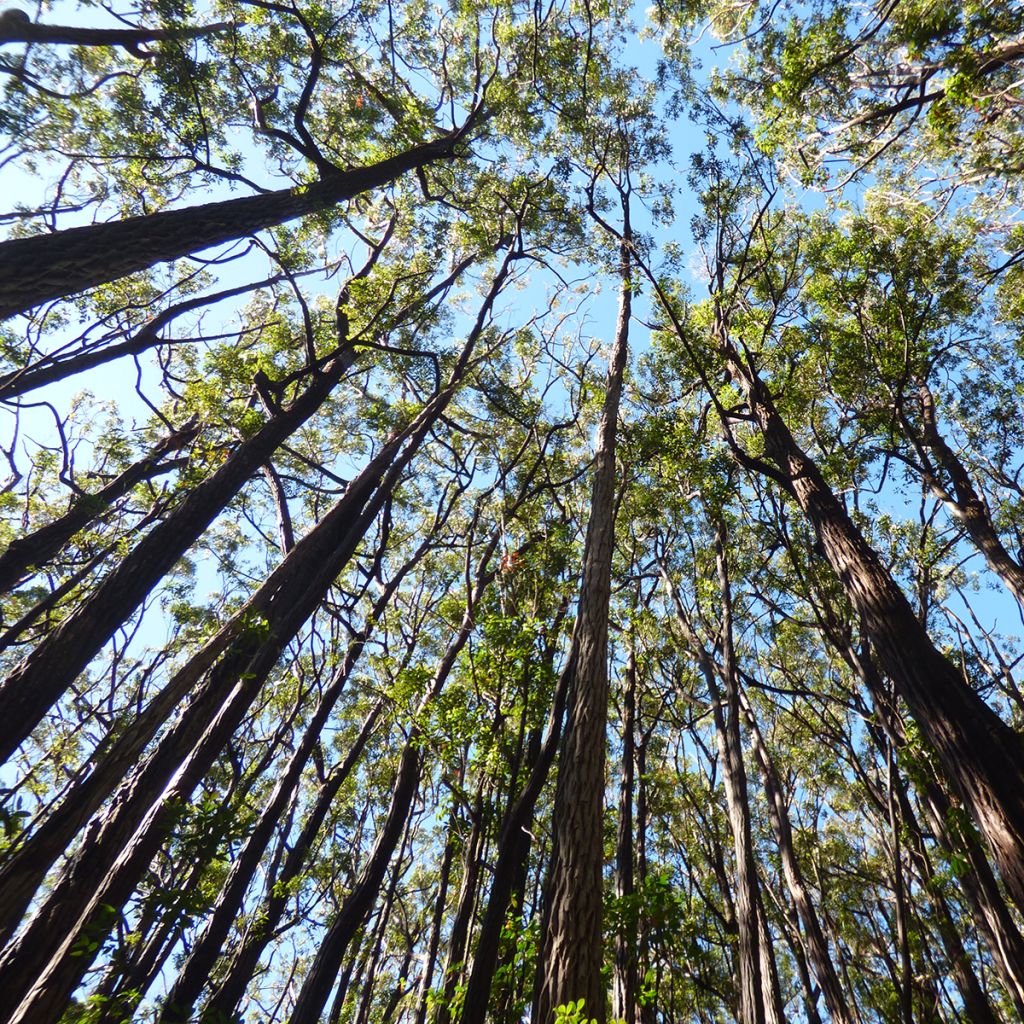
[720,325,1024,914]
[665,550,781,1024]
[0,127,469,319]
[289,740,424,1024]
[413,811,458,1024]
[705,531,767,1024]
[755,893,786,1024]
[201,688,390,1020]
[0,420,195,594]
[917,776,1024,1016]
[739,690,855,1024]
[437,785,488,1024]
[535,195,631,1024]
[893,768,1001,1023]
[906,382,1024,605]
[352,819,415,1024]
[613,651,639,1024]
[886,745,915,1024]
[155,540,428,1023]
[635,728,656,1024]
[0,18,230,47]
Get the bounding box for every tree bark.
[613,652,639,1024]
[288,740,424,1024]
[0,125,470,319]
[719,323,1024,915]
[0,16,230,48]
[535,203,631,1024]
[460,659,570,1024]
[287,526,504,1024]
[0,419,196,594]
[739,690,855,1024]
[0,426,409,1024]
[666,532,775,1024]
[904,382,1024,606]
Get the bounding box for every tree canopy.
[2,1,1024,1023]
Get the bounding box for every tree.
[5,1,1024,1022]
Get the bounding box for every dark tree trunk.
[613,652,640,1024]
[0,394,408,943]
[688,532,770,1024]
[460,666,569,1024]
[201,689,390,1020]
[535,202,631,1024]
[287,524,504,1024]
[0,420,195,595]
[836,627,1024,1016]
[0,348,354,762]
[725,335,1024,915]
[893,765,1000,1024]
[918,776,1024,1015]
[0,17,230,47]
[740,691,855,1024]
[0,128,468,319]
[412,812,458,1024]
[436,785,488,1024]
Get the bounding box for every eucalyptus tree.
[5,0,1024,1021]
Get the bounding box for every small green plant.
[555,998,599,1024]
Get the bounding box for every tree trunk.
[739,690,855,1024]
[0,398,407,941]
[0,419,195,594]
[534,204,631,1024]
[613,651,640,1024]
[0,17,230,47]
[0,428,409,1024]
[906,382,1024,606]
[723,330,1024,915]
[459,618,570,1024]
[288,740,423,1024]
[412,812,458,1024]
[287,527,503,1024]
[698,531,769,1024]
[201,689,390,1020]
[0,127,469,319]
